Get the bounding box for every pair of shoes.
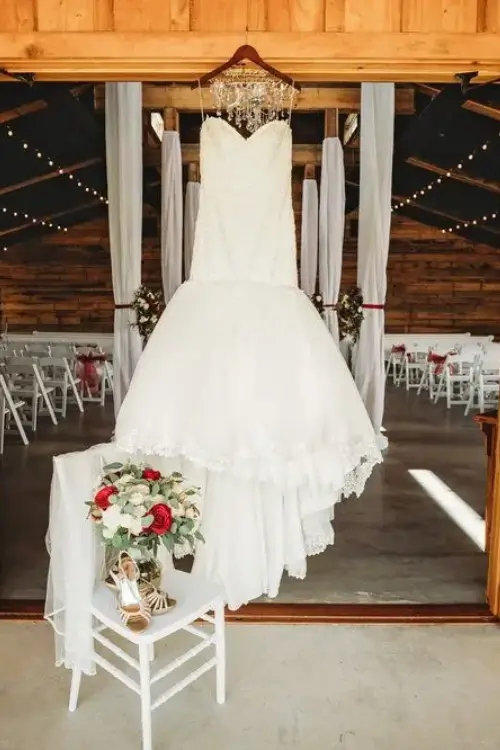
[139,580,177,616]
[109,552,152,633]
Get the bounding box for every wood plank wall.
[1,0,499,34]
[1,186,499,336]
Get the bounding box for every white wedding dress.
[115,116,382,609]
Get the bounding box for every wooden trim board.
[2,32,500,82]
[0,599,494,624]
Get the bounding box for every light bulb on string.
[3,125,108,205]
[391,130,499,213]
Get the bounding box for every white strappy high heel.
[109,552,152,633]
[139,580,177,616]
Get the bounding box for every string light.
[391,129,500,213]
[0,203,69,234]
[441,210,499,235]
[4,126,108,205]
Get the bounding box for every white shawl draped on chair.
[319,137,345,343]
[300,178,319,296]
[184,179,200,279]
[45,445,176,676]
[105,83,143,416]
[161,130,183,303]
[354,83,395,447]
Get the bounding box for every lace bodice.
[189,117,298,287]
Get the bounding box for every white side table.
[68,570,226,750]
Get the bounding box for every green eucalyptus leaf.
[141,515,154,528]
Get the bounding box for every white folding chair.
[0,373,29,453]
[37,356,84,417]
[434,349,482,409]
[4,357,58,430]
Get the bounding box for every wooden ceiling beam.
[3,32,500,82]
[145,143,358,167]
[95,84,415,114]
[0,157,102,197]
[406,156,500,196]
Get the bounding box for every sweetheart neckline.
[201,116,290,142]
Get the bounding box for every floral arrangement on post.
[88,461,203,563]
[131,285,164,343]
[311,293,325,315]
[337,286,364,343]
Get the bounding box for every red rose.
[142,468,162,481]
[145,503,172,535]
[94,485,118,510]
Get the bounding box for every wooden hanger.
[192,45,301,91]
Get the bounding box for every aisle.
[273,385,487,604]
[0,386,487,604]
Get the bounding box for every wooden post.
[324,109,339,138]
[187,163,200,182]
[304,164,316,180]
[163,107,179,132]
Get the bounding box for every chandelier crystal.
[209,65,295,133]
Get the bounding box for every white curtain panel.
[300,179,319,296]
[161,130,183,303]
[319,137,345,343]
[105,82,143,416]
[354,83,395,447]
[184,180,200,279]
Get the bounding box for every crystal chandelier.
[209,65,295,133]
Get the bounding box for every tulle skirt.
[115,280,382,609]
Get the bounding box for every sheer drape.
[354,83,395,447]
[105,83,143,415]
[161,130,183,303]
[184,180,200,279]
[299,179,318,296]
[45,445,176,675]
[319,137,345,343]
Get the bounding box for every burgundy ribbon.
[363,304,385,310]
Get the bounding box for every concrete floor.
[1,620,500,750]
[0,385,488,604]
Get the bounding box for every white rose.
[132,504,146,518]
[114,474,135,490]
[101,505,124,534]
[185,507,196,519]
[134,484,151,495]
[120,514,143,536]
[171,505,184,518]
[128,491,149,506]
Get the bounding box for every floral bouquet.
[88,461,203,564]
[131,285,164,343]
[337,286,364,343]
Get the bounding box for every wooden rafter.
[416,84,500,123]
[0,157,102,197]
[391,191,500,247]
[94,84,415,114]
[406,156,500,196]
[0,84,90,124]
[0,199,103,238]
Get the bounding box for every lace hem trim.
[114,432,382,500]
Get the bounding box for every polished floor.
[0,385,487,603]
[2,621,500,750]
